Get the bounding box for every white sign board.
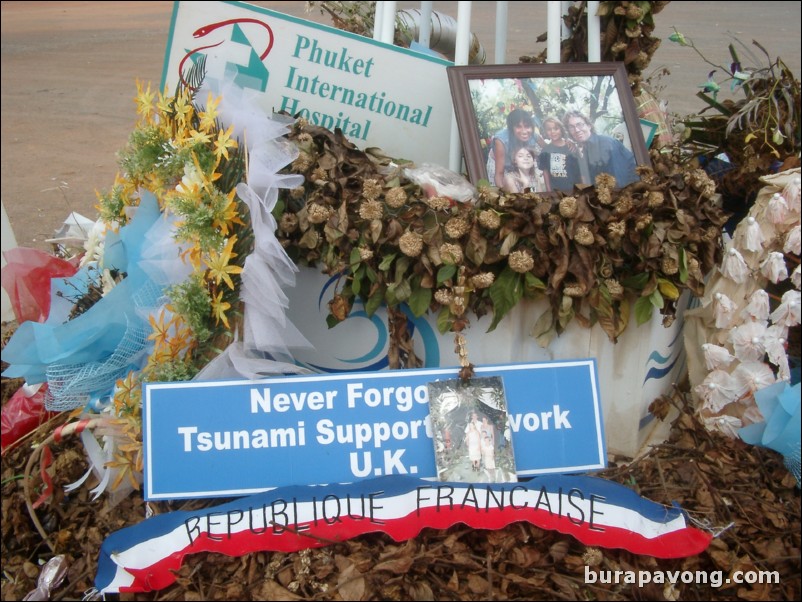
[162,1,454,164]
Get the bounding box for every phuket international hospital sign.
[163,1,451,164]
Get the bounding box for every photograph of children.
[427,376,517,483]
[466,71,640,193]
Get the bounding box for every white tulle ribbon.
[192,72,313,368]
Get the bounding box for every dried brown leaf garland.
[276,118,730,354]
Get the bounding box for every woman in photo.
[537,116,581,192]
[489,108,541,188]
[503,146,544,193]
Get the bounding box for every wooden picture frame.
[446,62,650,194]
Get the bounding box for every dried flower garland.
[275,118,730,355]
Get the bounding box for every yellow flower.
[156,86,174,118]
[113,371,141,416]
[212,290,232,328]
[214,124,238,162]
[188,129,213,145]
[198,92,221,132]
[213,188,246,236]
[172,90,194,125]
[134,80,155,122]
[204,236,244,290]
[147,309,175,349]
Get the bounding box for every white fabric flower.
[741,216,765,252]
[721,247,749,283]
[792,264,801,289]
[713,292,738,328]
[782,175,800,214]
[702,343,735,370]
[694,369,748,413]
[784,224,801,255]
[764,324,790,381]
[699,413,743,439]
[766,193,789,224]
[760,251,788,283]
[729,320,767,362]
[741,289,770,322]
[732,361,776,394]
[770,289,801,328]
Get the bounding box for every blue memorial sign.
[144,360,605,499]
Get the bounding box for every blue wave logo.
[298,275,440,373]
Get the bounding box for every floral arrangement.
[684,170,800,481]
[3,70,307,498]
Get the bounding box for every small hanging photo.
[427,376,517,483]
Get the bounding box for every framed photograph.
[427,376,517,483]
[446,62,650,194]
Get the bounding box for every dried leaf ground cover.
[2,324,799,601]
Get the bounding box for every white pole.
[449,2,472,173]
[587,1,601,62]
[373,2,384,40]
[418,1,433,48]
[546,1,561,63]
[494,1,508,64]
[381,1,397,44]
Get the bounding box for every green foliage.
[166,273,213,343]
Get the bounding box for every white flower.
[732,361,775,394]
[695,369,747,413]
[702,343,735,370]
[766,193,788,224]
[764,324,790,381]
[721,247,749,283]
[792,264,801,289]
[782,176,800,214]
[80,219,107,268]
[741,216,765,252]
[760,251,788,283]
[699,413,743,438]
[713,292,738,328]
[729,320,767,362]
[176,162,203,195]
[741,289,770,322]
[784,225,801,255]
[770,289,801,328]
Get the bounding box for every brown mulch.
[1,321,800,601]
